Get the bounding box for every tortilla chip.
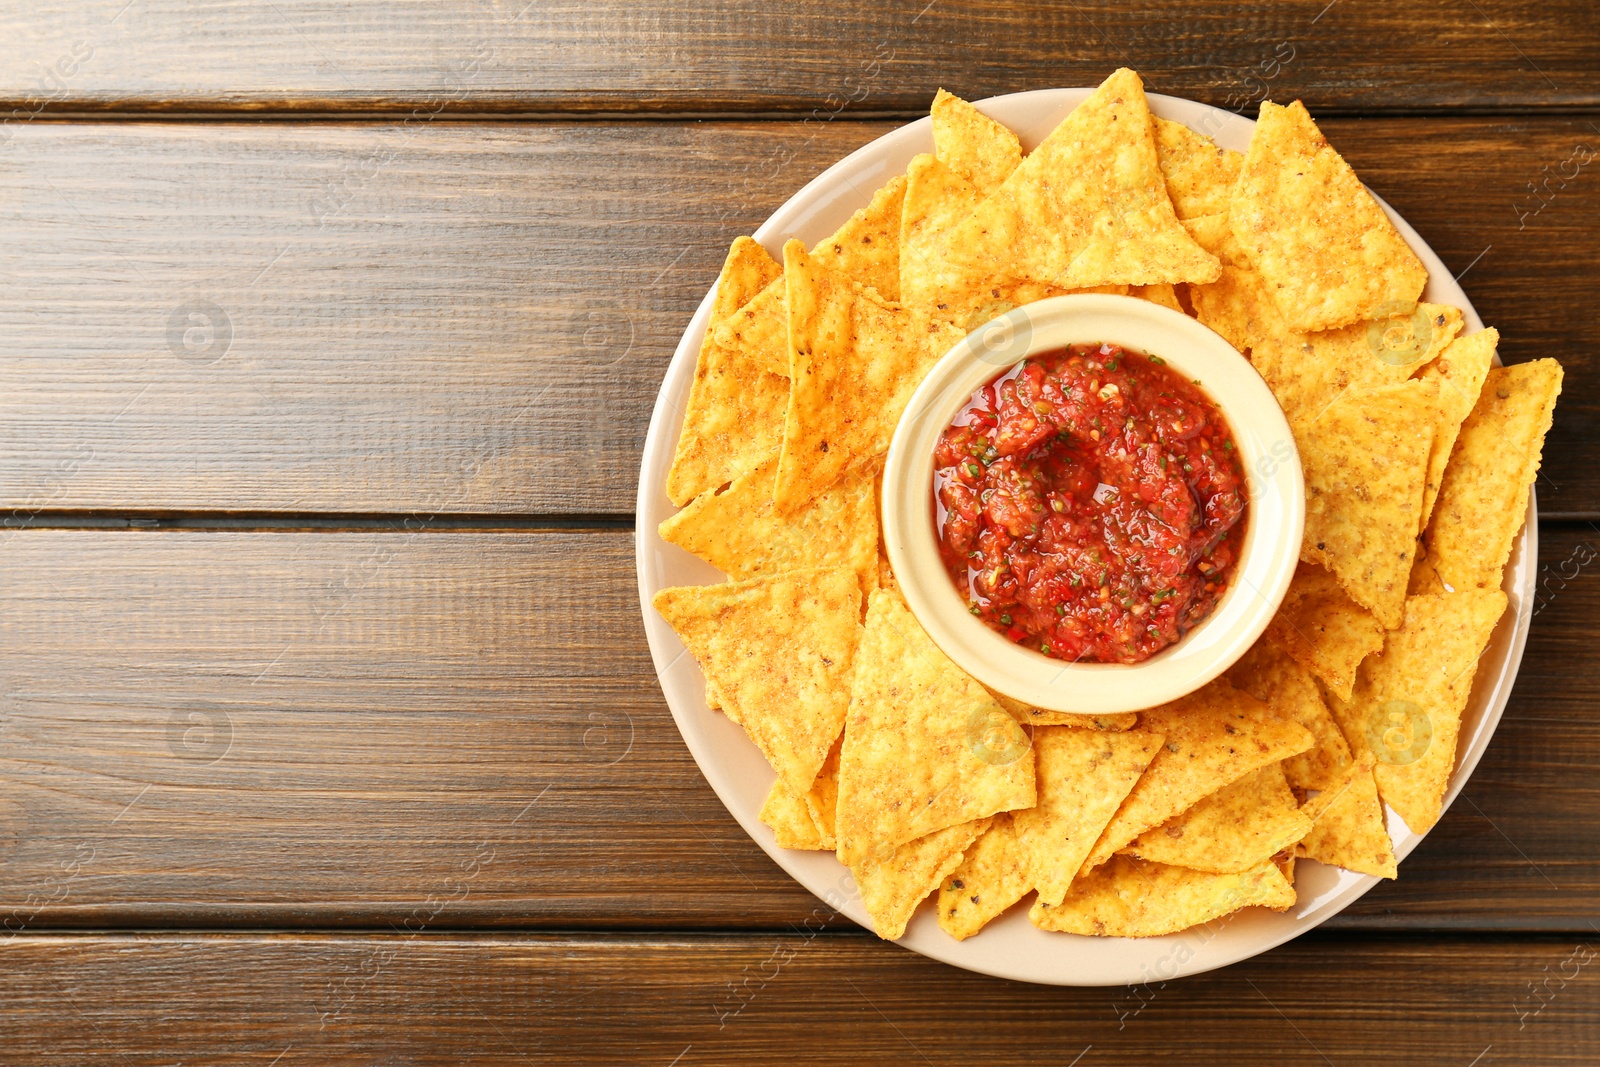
[1083,681,1314,870]
[775,240,961,511]
[1230,100,1427,331]
[811,174,907,303]
[1251,303,1462,430]
[1228,638,1354,793]
[835,589,1035,866]
[759,777,826,850]
[652,568,862,796]
[1181,212,1249,268]
[666,237,789,504]
[854,817,991,940]
[659,457,878,599]
[1153,117,1243,220]
[937,813,1031,939]
[1012,708,1139,731]
[1265,561,1386,702]
[943,68,1220,290]
[804,737,843,848]
[876,553,897,592]
[1132,282,1184,313]
[1189,264,1283,354]
[1297,752,1396,878]
[1326,590,1507,833]
[1031,856,1295,937]
[1425,359,1563,592]
[1416,328,1497,530]
[931,89,1021,197]
[1014,726,1165,906]
[1300,378,1439,629]
[1124,764,1312,874]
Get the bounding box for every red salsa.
[934,343,1247,664]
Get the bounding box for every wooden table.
[0,3,1595,1062]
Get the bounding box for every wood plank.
[2,2,1597,114]
[1,526,1595,931]
[1,932,1595,1064]
[1,116,1597,516]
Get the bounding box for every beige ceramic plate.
[635,88,1534,985]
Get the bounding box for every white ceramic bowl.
[636,87,1535,985]
[883,293,1304,714]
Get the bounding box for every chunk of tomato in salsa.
[933,342,1247,665]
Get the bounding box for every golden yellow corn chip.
[937,813,1031,940]
[854,817,991,940]
[1031,856,1294,937]
[943,68,1220,290]
[1228,638,1354,793]
[1417,328,1497,529]
[899,152,1084,330]
[1153,116,1243,220]
[1084,681,1314,870]
[1124,764,1312,874]
[1180,212,1249,268]
[1297,752,1396,878]
[1014,726,1164,906]
[1425,359,1563,592]
[1132,282,1184,313]
[659,457,878,600]
[1300,378,1439,629]
[1326,590,1507,833]
[759,776,826,850]
[931,89,1021,197]
[1189,264,1282,354]
[835,589,1035,865]
[775,240,961,512]
[1012,707,1139,731]
[1251,303,1462,430]
[1265,561,1385,702]
[804,737,842,848]
[1230,100,1427,331]
[653,568,862,796]
[666,237,789,505]
[714,176,908,378]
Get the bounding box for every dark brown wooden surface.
[1,0,1597,1060]
[1,117,1597,516]
[2,933,1598,1065]
[1,1,1597,114]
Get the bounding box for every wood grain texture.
[0,525,1594,931]
[0,116,1596,516]
[1,1,1597,114]
[1,932,1596,1065]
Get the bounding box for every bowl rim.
[882,292,1306,714]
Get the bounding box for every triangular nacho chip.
[1250,303,1462,430]
[1030,856,1294,937]
[1300,378,1439,629]
[937,813,1031,940]
[775,240,962,511]
[1153,116,1243,220]
[1228,637,1355,793]
[835,589,1035,865]
[1416,328,1497,529]
[854,817,991,940]
[759,776,826,850]
[666,237,789,504]
[1084,681,1314,870]
[652,568,862,796]
[943,68,1220,290]
[1131,282,1184,313]
[1264,561,1385,702]
[1188,263,1282,354]
[1181,212,1248,267]
[1297,752,1397,878]
[1326,590,1507,834]
[1014,726,1164,906]
[804,736,843,847]
[1230,100,1427,331]
[659,457,878,599]
[1425,359,1562,592]
[931,89,1021,197]
[1124,764,1312,874]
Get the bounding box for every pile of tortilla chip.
[652,68,1562,943]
